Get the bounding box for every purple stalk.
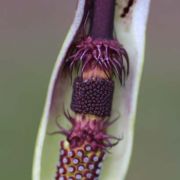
[90,0,115,39]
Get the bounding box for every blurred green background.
[0,0,179,179]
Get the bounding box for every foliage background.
[0,0,179,179]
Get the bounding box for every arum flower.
[32,0,151,180]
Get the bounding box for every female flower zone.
[32,0,151,180]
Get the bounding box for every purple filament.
[66,37,129,85]
[53,112,121,151]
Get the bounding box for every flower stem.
[90,0,115,39]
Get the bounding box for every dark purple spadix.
[71,77,114,117]
[90,0,115,39]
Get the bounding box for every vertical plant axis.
[90,0,115,39]
[56,0,129,179]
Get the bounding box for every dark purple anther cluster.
[71,77,114,117]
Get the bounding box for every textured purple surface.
[71,77,114,117]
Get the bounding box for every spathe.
[32,1,151,180]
